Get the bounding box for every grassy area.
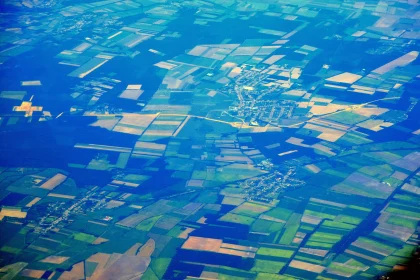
[308,231,343,243]
[393,194,418,203]
[279,223,300,245]
[294,255,323,265]
[337,132,372,145]
[380,256,409,267]
[348,205,371,212]
[322,220,356,230]
[232,202,271,217]
[385,207,419,218]
[347,258,366,268]
[73,232,96,243]
[142,268,159,280]
[328,262,359,275]
[358,237,397,253]
[264,207,293,221]
[337,215,362,225]
[257,247,294,258]
[305,241,334,249]
[251,219,280,233]
[136,215,162,231]
[219,213,255,225]
[324,169,350,178]
[0,246,21,254]
[304,209,336,220]
[387,216,418,229]
[151,258,171,279]
[251,259,286,273]
[392,244,416,258]
[325,111,368,125]
[219,274,248,280]
[256,273,295,280]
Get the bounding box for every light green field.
[151,258,171,279]
[305,241,334,249]
[0,246,21,254]
[380,256,409,267]
[308,231,342,244]
[326,111,369,125]
[232,202,271,217]
[251,219,283,233]
[304,209,336,220]
[136,215,162,231]
[322,220,356,230]
[142,268,159,280]
[386,207,420,218]
[219,213,255,225]
[294,255,323,265]
[337,215,362,225]
[348,205,371,212]
[256,273,296,280]
[265,207,293,221]
[393,194,418,203]
[73,232,96,243]
[337,132,372,145]
[328,262,359,275]
[257,247,294,258]
[387,216,418,229]
[392,244,416,257]
[358,237,397,253]
[251,259,286,273]
[279,223,300,245]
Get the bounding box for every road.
[2,96,399,131]
[159,96,400,129]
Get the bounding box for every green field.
[322,220,356,230]
[264,207,293,221]
[325,111,368,125]
[279,223,300,245]
[251,259,286,273]
[308,231,343,244]
[136,215,163,231]
[328,262,359,275]
[151,258,171,279]
[73,232,96,243]
[380,255,409,267]
[387,216,418,229]
[337,215,362,225]
[255,273,295,280]
[257,247,294,258]
[219,213,255,225]
[232,202,271,217]
[305,241,334,249]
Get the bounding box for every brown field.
[20,269,45,278]
[289,260,325,273]
[26,197,41,207]
[87,253,111,272]
[0,208,27,219]
[47,193,75,199]
[91,255,150,280]
[40,256,69,264]
[125,243,143,256]
[182,236,222,252]
[178,228,195,239]
[138,239,155,257]
[92,237,109,245]
[59,262,84,279]
[39,174,67,190]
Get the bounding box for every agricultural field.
[0,0,419,279]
